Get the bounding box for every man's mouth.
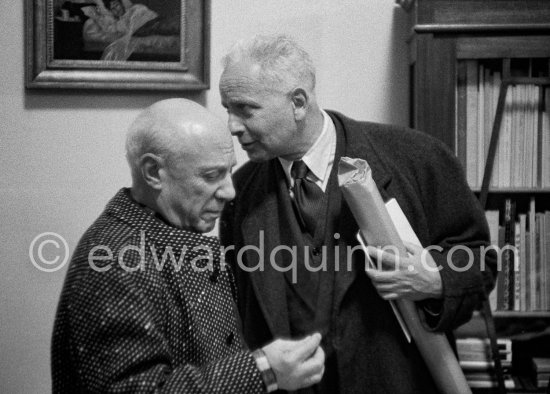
[202,211,222,220]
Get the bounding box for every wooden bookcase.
[402,1,550,392]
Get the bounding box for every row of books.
[456,337,515,389]
[532,357,550,389]
[457,60,550,189]
[485,198,550,311]
[457,340,550,389]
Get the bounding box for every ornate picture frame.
[25,0,210,90]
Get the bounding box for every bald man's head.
[126,99,228,176]
[126,99,236,233]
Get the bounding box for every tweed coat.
[220,110,497,393]
[52,188,264,393]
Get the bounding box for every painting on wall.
[25,0,209,90]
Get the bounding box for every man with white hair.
[219,35,496,393]
[51,98,325,393]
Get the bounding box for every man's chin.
[245,150,272,162]
[194,218,217,234]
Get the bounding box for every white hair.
[222,34,316,93]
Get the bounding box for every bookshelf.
[402,0,550,392]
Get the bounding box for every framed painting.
[25,0,210,90]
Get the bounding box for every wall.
[0,1,410,392]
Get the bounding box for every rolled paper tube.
[338,156,472,394]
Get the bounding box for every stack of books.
[457,60,550,190]
[457,337,515,389]
[532,357,550,389]
[485,198,550,312]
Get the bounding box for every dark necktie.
[291,160,324,235]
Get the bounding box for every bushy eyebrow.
[199,165,225,172]
[198,160,236,173]
[222,95,260,107]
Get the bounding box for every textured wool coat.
[52,189,264,393]
[220,111,497,393]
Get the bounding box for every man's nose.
[227,113,245,136]
[216,172,236,201]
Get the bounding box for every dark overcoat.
[220,111,496,393]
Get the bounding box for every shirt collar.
[279,110,336,186]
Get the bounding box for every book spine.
[545,211,550,310]
[529,197,537,310]
[535,213,543,310]
[492,71,501,188]
[539,213,547,311]
[456,61,468,171]
[496,225,506,310]
[477,64,486,188]
[466,61,479,188]
[542,89,550,188]
[502,198,516,310]
[513,221,521,311]
[519,214,527,311]
[485,210,500,311]
[500,88,513,188]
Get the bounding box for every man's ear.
[139,153,164,190]
[291,88,308,121]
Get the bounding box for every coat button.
[312,247,321,256]
[226,332,234,346]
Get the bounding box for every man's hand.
[365,241,443,301]
[261,333,325,391]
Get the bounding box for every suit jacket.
[220,111,496,393]
[52,188,264,393]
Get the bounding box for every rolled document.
[338,157,471,394]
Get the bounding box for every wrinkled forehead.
[183,146,236,177]
[220,64,285,103]
[220,60,265,88]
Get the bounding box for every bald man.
[51,99,324,393]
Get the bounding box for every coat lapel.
[337,112,393,194]
[240,161,290,337]
[328,111,394,311]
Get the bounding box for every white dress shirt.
[279,110,337,192]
